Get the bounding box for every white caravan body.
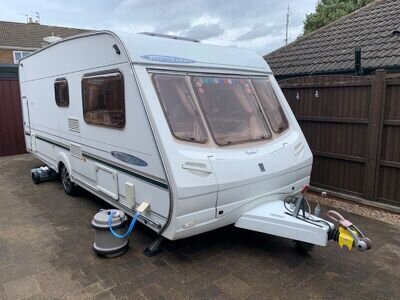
[19,31,329,245]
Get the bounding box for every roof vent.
[392,30,400,37]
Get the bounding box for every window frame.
[54,78,69,107]
[190,75,272,146]
[81,69,126,129]
[13,51,33,64]
[151,73,209,144]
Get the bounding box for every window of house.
[82,71,125,128]
[13,51,33,64]
[252,79,288,133]
[54,78,69,107]
[152,74,208,143]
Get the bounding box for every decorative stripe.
[36,135,69,151]
[25,132,169,190]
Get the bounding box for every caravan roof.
[21,30,271,73]
[117,31,271,72]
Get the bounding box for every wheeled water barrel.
[92,209,129,257]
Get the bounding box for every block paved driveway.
[0,155,399,299]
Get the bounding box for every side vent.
[68,117,80,133]
[70,143,82,159]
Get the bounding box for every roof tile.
[0,21,90,49]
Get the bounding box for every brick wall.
[0,49,14,64]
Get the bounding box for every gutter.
[0,46,39,51]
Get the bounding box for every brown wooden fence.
[0,66,25,157]
[280,70,400,208]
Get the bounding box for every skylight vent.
[139,32,200,43]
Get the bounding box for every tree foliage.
[303,0,375,35]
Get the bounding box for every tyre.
[60,164,78,196]
[32,171,41,185]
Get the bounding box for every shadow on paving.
[0,154,399,299]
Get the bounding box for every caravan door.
[21,96,33,151]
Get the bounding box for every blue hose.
[108,210,140,239]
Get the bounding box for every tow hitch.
[283,185,372,252]
[327,210,372,251]
[235,185,372,252]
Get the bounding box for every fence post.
[364,69,386,200]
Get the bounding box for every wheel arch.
[56,152,72,175]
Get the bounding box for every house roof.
[264,0,400,77]
[0,20,90,50]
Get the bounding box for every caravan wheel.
[60,164,78,196]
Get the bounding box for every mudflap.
[235,200,333,246]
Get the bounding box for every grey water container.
[92,209,129,257]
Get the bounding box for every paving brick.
[190,284,229,300]
[93,290,117,300]
[4,276,41,300]
[79,281,107,298]
[215,274,256,300]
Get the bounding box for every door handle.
[182,162,212,174]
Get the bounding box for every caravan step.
[235,200,333,246]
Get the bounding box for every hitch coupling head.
[327,210,372,252]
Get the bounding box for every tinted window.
[153,74,208,143]
[54,79,69,107]
[82,71,125,128]
[192,76,271,146]
[252,79,288,133]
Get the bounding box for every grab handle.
[182,162,212,174]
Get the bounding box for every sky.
[0,0,318,55]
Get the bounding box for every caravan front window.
[192,76,271,145]
[153,74,208,143]
[252,79,288,133]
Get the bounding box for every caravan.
[19,31,370,253]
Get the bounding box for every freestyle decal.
[111,151,148,167]
[141,55,196,64]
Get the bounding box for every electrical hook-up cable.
[108,210,140,239]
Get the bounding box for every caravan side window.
[54,78,69,107]
[82,71,125,128]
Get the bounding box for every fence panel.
[281,75,374,200]
[375,78,400,206]
[0,78,25,157]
